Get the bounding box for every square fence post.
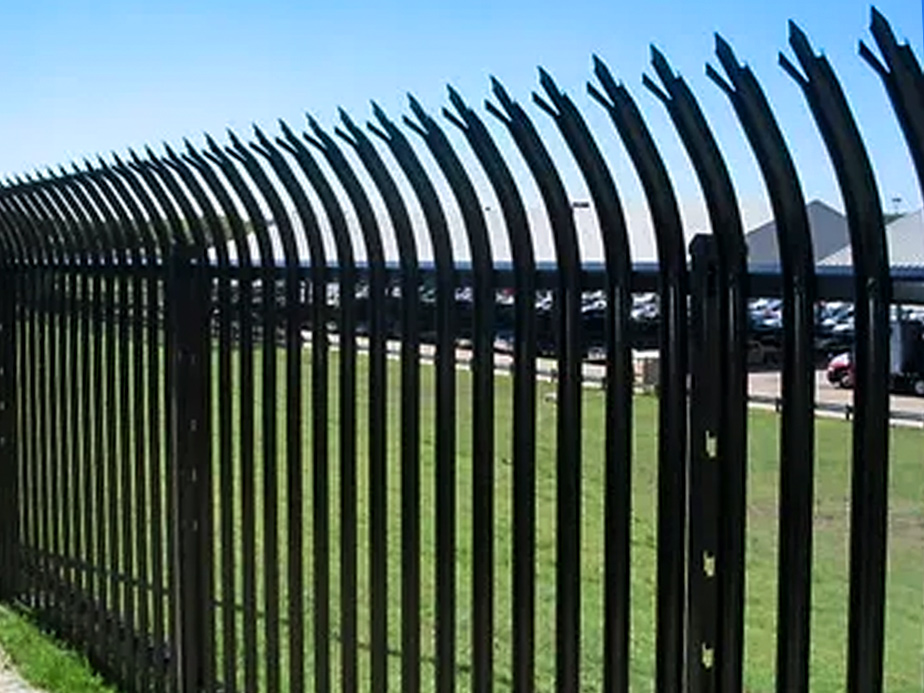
[167,247,213,693]
[0,267,17,602]
[686,234,722,690]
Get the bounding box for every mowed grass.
[0,603,117,692]
[208,346,923,693]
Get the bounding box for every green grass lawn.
[8,334,922,692]
[0,603,117,692]
[206,348,923,692]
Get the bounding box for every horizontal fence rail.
[0,8,923,693]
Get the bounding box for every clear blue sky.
[1,0,921,260]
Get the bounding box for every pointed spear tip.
[714,33,737,65]
[370,100,387,121]
[446,84,465,108]
[870,5,887,29]
[650,44,673,78]
[537,66,556,90]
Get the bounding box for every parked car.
[826,351,854,388]
[825,320,924,396]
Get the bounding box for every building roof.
[819,207,924,268]
[744,199,849,266]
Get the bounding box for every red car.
[826,352,854,388]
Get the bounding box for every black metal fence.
[0,9,922,693]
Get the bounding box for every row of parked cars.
[336,285,924,397]
[824,317,924,397]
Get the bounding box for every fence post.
[0,266,17,602]
[167,246,212,693]
[686,234,721,691]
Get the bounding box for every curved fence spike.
[4,183,49,267]
[21,179,69,266]
[65,168,128,680]
[590,54,688,693]
[173,141,238,693]
[783,22,891,693]
[187,136,261,693]
[406,92,497,693]
[95,157,157,693]
[338,106,419,693]
[373,100,458,693]
[248,125,329,693]
[305,114,389,693]
[443,82,539,693]
[535,65,633,693]
[488,75,583,693]
[0,192,27,263]
[710,34,817,693]
[85,160,147,688]
[862,8,924,207]
[215,130,286,693]
[278,116,361,693]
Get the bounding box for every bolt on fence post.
[166,244,212,693]
[0,264,18,602]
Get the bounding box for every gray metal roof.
[744,199,849,266]
[820,208,924,268]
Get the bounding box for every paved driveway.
[748,369,924,424]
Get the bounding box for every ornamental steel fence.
[0,8,922,693]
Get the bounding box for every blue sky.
[0,0,921,260]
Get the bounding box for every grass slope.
[0,604,116,693]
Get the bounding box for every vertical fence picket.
[589,62,689,693]
[369,103,459,693]
[99,162,156,690]
[337,111,414,693]
[709,40,817,693]
[445,88,540,693]
[488,78,583,693]
[199,138,260,693]
[278,123,360,693]
[406,96,497,693]
[306,118,390,693]
[534,71,634,693]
